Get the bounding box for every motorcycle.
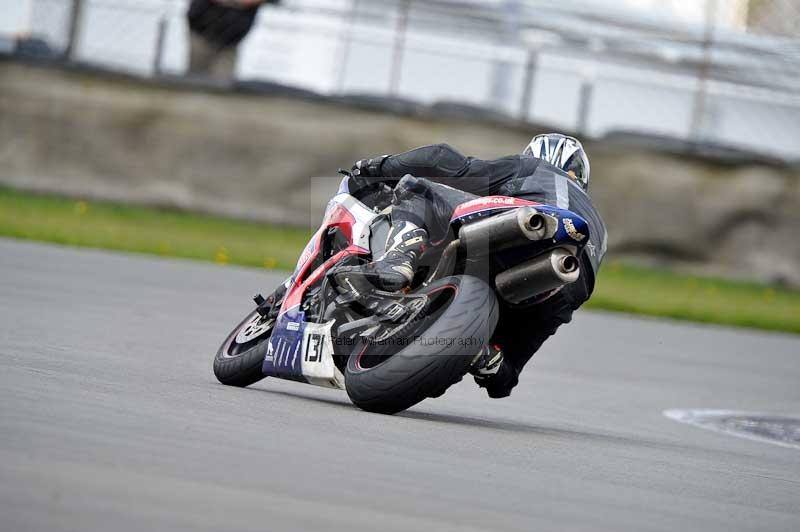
[212,173,589,414]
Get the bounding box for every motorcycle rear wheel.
[344,275,498,415]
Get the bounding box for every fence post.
[388,0,410,96]
[64,0,85,61]
[336,0,359,92]
[490,0,522,113]
[689,0,717,144]
[576,74,594,136]
[152,17,168,76]
[518,50,538,122]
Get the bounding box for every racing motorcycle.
[212,173,589,414]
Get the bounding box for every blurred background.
[1,0,799,321]
[3,0,800,157]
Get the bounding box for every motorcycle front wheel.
[213,310,274,387]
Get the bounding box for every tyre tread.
[345,276,498,414]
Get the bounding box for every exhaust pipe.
[458,207,558,257]
[495,248,580,305]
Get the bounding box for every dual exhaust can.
[495,248,580,305]
[456,207,579,304]
[458,206,558,257]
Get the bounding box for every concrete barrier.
[1,61,798,286]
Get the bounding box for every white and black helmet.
[523,133,590,191]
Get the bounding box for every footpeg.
[375,301,409,323]
[334,292,360,306]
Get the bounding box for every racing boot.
[470,344,517,399]
[470,344,504,379]
[335,221,428,293]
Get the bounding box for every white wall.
[0,0,32,36]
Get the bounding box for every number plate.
[300,322,340,384]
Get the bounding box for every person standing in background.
[187,0,280,81]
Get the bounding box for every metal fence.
[12,0,800,160]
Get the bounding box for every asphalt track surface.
[1,238,799,532]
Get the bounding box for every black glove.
[351,155,389,178]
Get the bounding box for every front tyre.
[345,275,498,415]
[213,311,273,387]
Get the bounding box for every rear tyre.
[344,275,498,415]
[213,311,273,387]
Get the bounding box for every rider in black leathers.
[336,134,607,398]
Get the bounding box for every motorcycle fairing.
[280,189,376,315]
[450,196,540,224]
[262,309,306,379]
[535,204,590,249]
[263,183,375,388]
[452,195,590,254]
[299,320,345,389]
[262,310,344,389]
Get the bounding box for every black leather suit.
[375,143,607,396]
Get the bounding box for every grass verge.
[0,187,311,271]
[587,264,798,334]
[1,186,798,334]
